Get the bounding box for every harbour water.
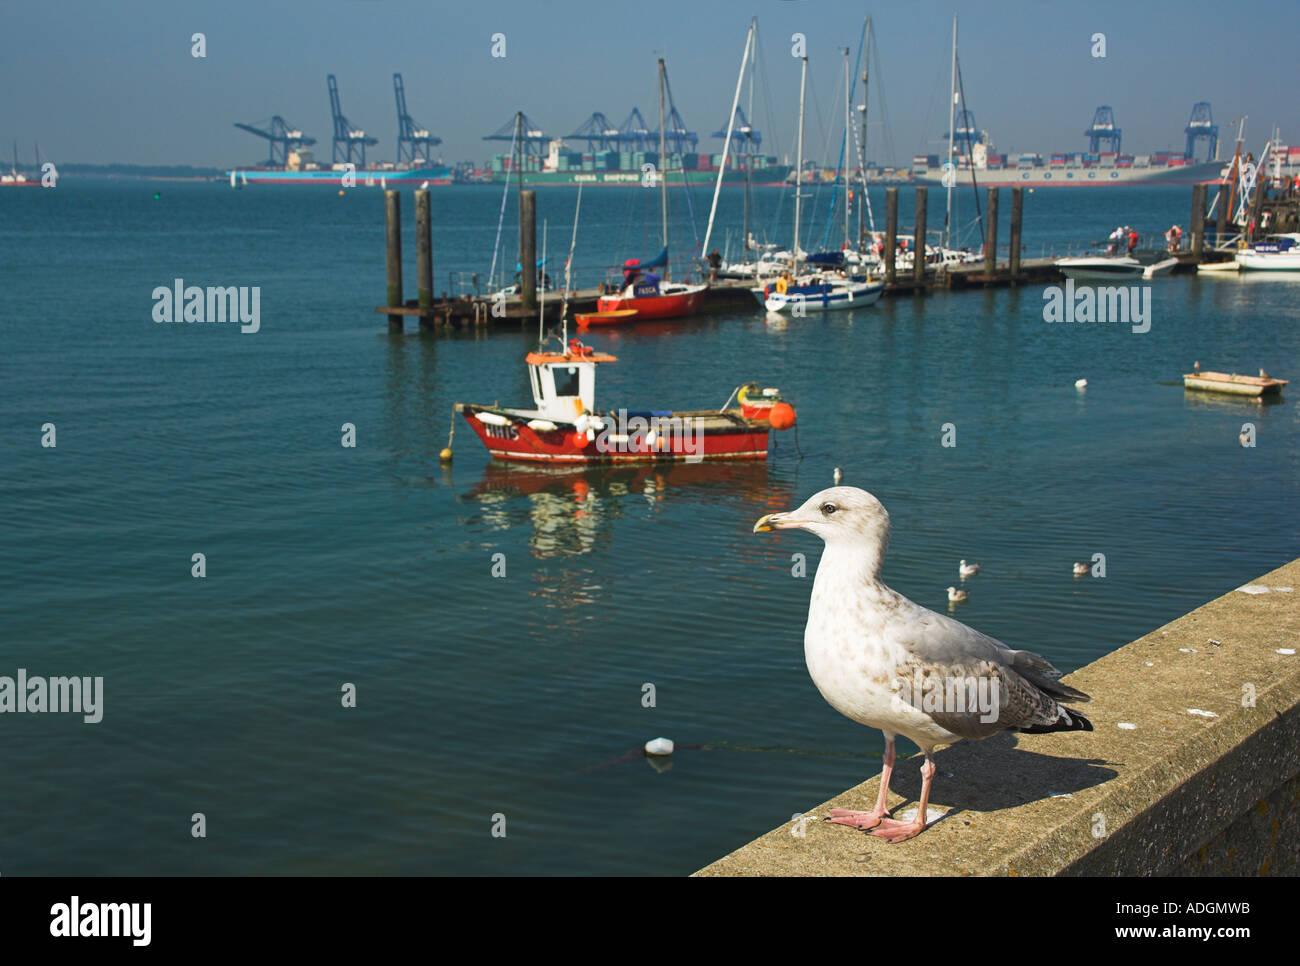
[1,182,1297,875]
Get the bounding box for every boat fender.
[776,277,788,294]
[475,411,510,427]
[527,419,558,432]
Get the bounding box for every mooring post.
[1248,173,1267,242]
[385,190,403,333]
[520,189,537,311]
[884,187,898,285]
[1009,186,1023,281]
[913,186,927,287]
[1214,182,1229,249]
[1190,183,1206,260]
[985,187,999,279]
[415,189,434,331]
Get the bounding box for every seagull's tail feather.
[1017,667,1092,704]
[1019,705,1093,734]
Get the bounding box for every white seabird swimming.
[754,486,1092,843]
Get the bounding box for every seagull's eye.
[820,502,838,516]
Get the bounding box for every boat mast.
[843,47,851,248]
[702,19,755,264]
[794,55,807,272]
[744,37,755,264]
[659,58,669,280]
[945,15,957,252]
[538,220,547,350]
[858,17,870,250]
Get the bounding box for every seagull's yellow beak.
[753,511,800,533]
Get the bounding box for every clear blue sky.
[3,0,1294,167]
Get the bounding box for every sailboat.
[0,140,35,187]
[753,55,883,314]
[596,58,707,320]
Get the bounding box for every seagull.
[946,586,969,604]
[1072,562,1090,576]
[1075,378,1088,390]
[958,559,980,579]
[754,486,1092,843]
[833,467,843,485]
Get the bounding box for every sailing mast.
[944,15,957,252]
[793,55,807,272]
[702,19,755,263]
[843,47,851,248]
[658,58,669,280]
[858,17,871,250]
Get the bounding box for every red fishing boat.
[453,338,795,464]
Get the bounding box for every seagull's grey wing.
[884,600,1092,740]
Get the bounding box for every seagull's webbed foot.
[825,808,888,831]
[868,817,926,843]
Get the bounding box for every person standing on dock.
[707,249,721,282]
[1127,228,1140,254]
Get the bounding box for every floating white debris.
[1179,648,1197,653]
[1277,648,1296,656]
[1075,378,1088,389]
[1117,722,1137,730]
[644,737,674,756]
[1187,709,1219,718]
[1237,585,1270,595]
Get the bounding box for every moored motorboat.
[1055,254,1145,281]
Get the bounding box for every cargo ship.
[488,137,792,186]
[227,162,452,187]
[912,142,1226,187]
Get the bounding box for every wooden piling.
[1248,174,1267,242]
[1009,186,1023,281]
[385,190,403,332]
[1190,183,1206,259]
[520,189,537,311]
[415,189,433,330]
[884,187,898,284]
[1214,182,1229,249]
[913,187,927,286]
[984,187,999,279]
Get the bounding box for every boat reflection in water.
[467,459,785,562]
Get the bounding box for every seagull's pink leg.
[870,751,936,843]
[827,733,895,831]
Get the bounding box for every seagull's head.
[753,486,890,549]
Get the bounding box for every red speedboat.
[453,339,795,464]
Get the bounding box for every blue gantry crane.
[327,74,378,166]
[393,73,441,164]
[483,113,552,156]
[1085,106,1122,154]
[567,113,621,152]
[233,116,316,167]
[712,106,762,152]
[1184,102,1218,161]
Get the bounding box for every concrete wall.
[696,559,1300,876]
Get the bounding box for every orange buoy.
[769,401,797,430]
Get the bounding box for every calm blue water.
[1,181,1297,875]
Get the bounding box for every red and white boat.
[454,338,795,464]
[595,250,706,320]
